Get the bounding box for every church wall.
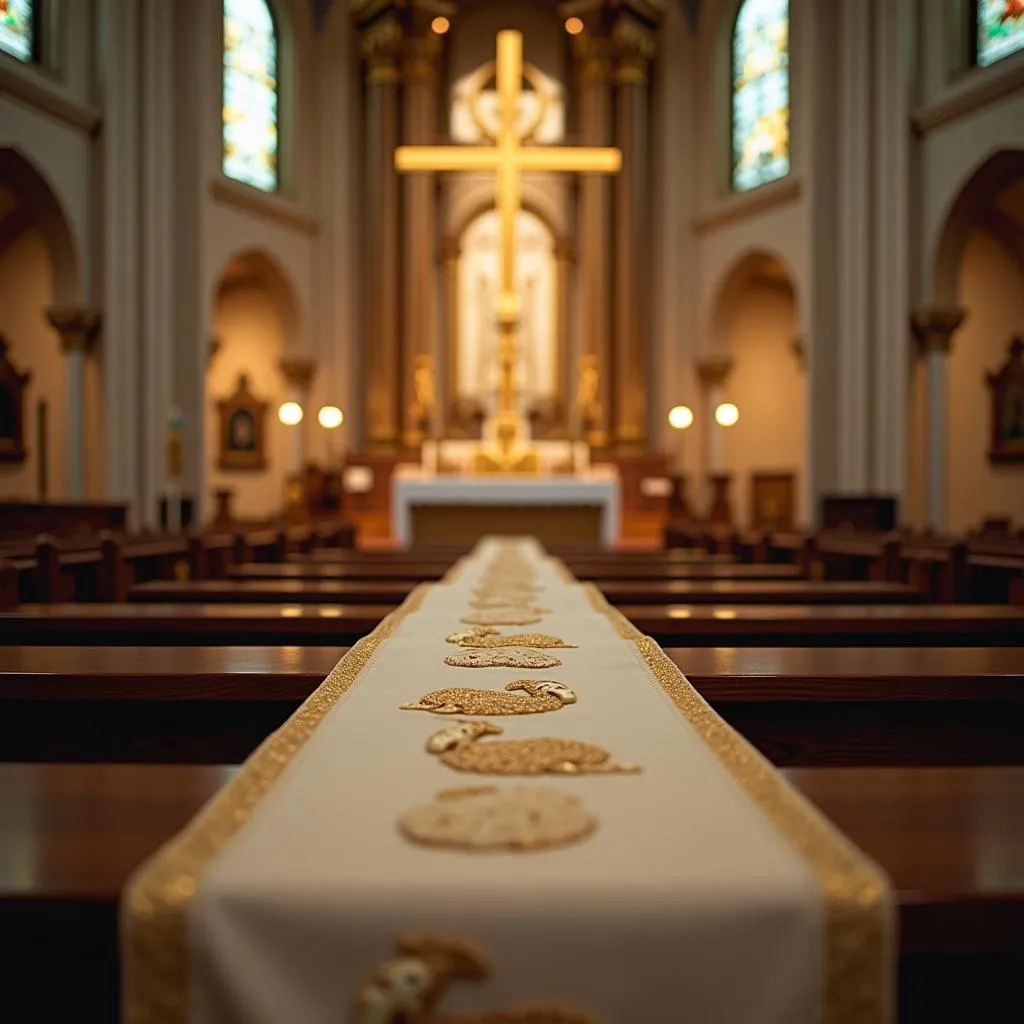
[0,228,66,500]
[948,228,1024,533]
[720,280,804,529]
[207,281,292,521]
[918,90,1024,301]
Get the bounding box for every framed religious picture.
[217,373,269,472]
[986,337,1024,465]
[0,336,30,463]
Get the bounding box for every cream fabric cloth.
[126,538,891,1024]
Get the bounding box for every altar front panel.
[392,469,621,546]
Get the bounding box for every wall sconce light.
[318,405,344,430]
[431,16,450,34]
[565,16,584,35]
[714,402,739,427]
[278,401,304,427]
[667,405,694,430]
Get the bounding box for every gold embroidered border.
[122,584,431,1024]
[581,581,644,640]
[583,582,891,1024]
[632,637,891,1024]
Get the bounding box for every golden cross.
[395,30,621,465]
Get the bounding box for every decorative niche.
[986,336,1024,465]
[217,373,269,472]
[0,336,31,463]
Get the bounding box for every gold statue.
[410,354,436,438]
[396,31,621,473]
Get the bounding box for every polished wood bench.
[1,762,1019,1022]
[234,560,802,582]
[625,604,1024,646]
[2,644,1021,767]
[127,578,418,605]
[0,603,394,645]
[127,577,922,606]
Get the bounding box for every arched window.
[0,0,40,63]
[731,0,790,193]
[974,0,1024,68]
[223,0,280,192]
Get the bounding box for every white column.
[911,308,965,532]
[141,0,175,529]
[279,356,318,477]
[100,0,142,517]
[697,356,733,475]
[46,308,102,500]
[871,0,917,499]
[836,0,871,490]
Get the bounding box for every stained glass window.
[0,0,37,63]
[223,0,279,192]
[731,0,790,193]
[975,0,1024,67]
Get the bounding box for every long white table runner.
[124,538,892,1023]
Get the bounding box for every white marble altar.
[391,464,621,546]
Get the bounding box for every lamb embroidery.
[400,680,576,716]
[425,721,641,776]
[353,933,598,1023]
[446,627,577,650]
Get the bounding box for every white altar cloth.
[124,538,892,1024]
[391,464,621,546]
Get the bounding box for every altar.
[392,464,621,546]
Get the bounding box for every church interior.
[1,1,1024,1022]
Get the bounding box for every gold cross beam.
[395,30,620,461]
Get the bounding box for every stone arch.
[932,149,1024,305]
[0,146,81,305]
[211,247,301,344]
[709,247,798,354]
[447,191,565,251]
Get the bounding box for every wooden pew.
[1,761,1019,1023]
[0,604,393,644]
[126,577,923,606]
[623,604,1024,645]
[3,645,1022,767]
[232,560,804,582]
[128,578,418,605]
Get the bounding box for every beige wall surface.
[948,229,1024,532]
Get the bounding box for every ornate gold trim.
[584,584,892,1024]
[122,585,431,1024]
[582,582,644,641]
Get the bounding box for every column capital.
[46,306,102,355]
[696,354,733,388]
[359,12,403,85]
[572,33,613,87]
[438,236,461,264]
[911,307,967,355]
[554,237,577,263]
[791,335,806,371]
[278,354,318,391]
[403,29,442,87]
[610,12,658,86]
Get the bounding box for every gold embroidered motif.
[447,629,578,650]
[443,648,562,670]
[469,595,551,612]
[461,609,543,626]
[445,627,501,644]
[426,721,641,776]
[400,679,576,715]
[353,934,598,1024]
[398,785,598,852]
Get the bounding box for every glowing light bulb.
[715,402,739,427]
[431,16,449,34]
[667,405,694,430]
[278,401,304,426]
[318,405,344,430]
[565,16,584,35]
